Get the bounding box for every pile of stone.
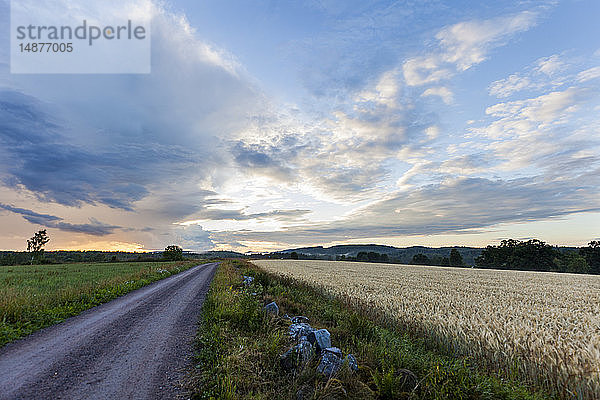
[278,311,358,377]
[254,287,359,378]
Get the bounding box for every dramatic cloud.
[577,67,600,83]
[403,56,451,86]
[403,11,537,86]
[536,55,564,76]
[435,12,536,71]
[0,203,121,236]
[181,207,310,223]
[211,176,600,246]
[421,86,453,104]
[489,74,533,98]
[0,5,262,213]
[487,54,570,98]
[1,1,598,251]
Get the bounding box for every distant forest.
[0,250,243,266]
[1,239,599,275]
[266,240,600,275]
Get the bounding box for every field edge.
[186,259,552,399]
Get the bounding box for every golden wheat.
[253,259,600,399]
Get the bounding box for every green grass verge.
[0,260,200,347]
[188,260,554,400]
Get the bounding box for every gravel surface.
[0,262,218,400]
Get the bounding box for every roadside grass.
[188,260,553,400]
[0,260,200,347]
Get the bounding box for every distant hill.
[270,243,586,267]
[197,250,247,259]
[275,244,484,265]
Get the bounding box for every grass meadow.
[0,260,198,347]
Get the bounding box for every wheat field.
[253,259,600,399]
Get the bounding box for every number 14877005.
[19,42,73,52]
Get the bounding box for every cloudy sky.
[1,0,599,252]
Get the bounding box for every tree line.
[409,248,465,267]
[269,249,466,266]
[265,240,600,275]
[475,239,599,274]
[2,231,600,275]
[0,231,189,265]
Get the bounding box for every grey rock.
[343,354,358,371]
[317,347,343,376]
[291,316,310,324]
[297,337,315,365]
[280,347,296,371]
[263,301,279,316]
[307,329,331,351]
[323,346,342,357]
[280,339,315,371]
[289,323,314,340]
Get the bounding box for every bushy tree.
[367,252,380,262]
[562,252,590,274]
[163,245,184,261]
[355,251,387,263]
[580,241,600,274]
[449,249,464,267]
[27,229,50,264]
[411,253,430,265]
[475,239,559,271]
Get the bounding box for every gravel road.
[0,262,218,400]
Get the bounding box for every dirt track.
[0,262,218,400]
